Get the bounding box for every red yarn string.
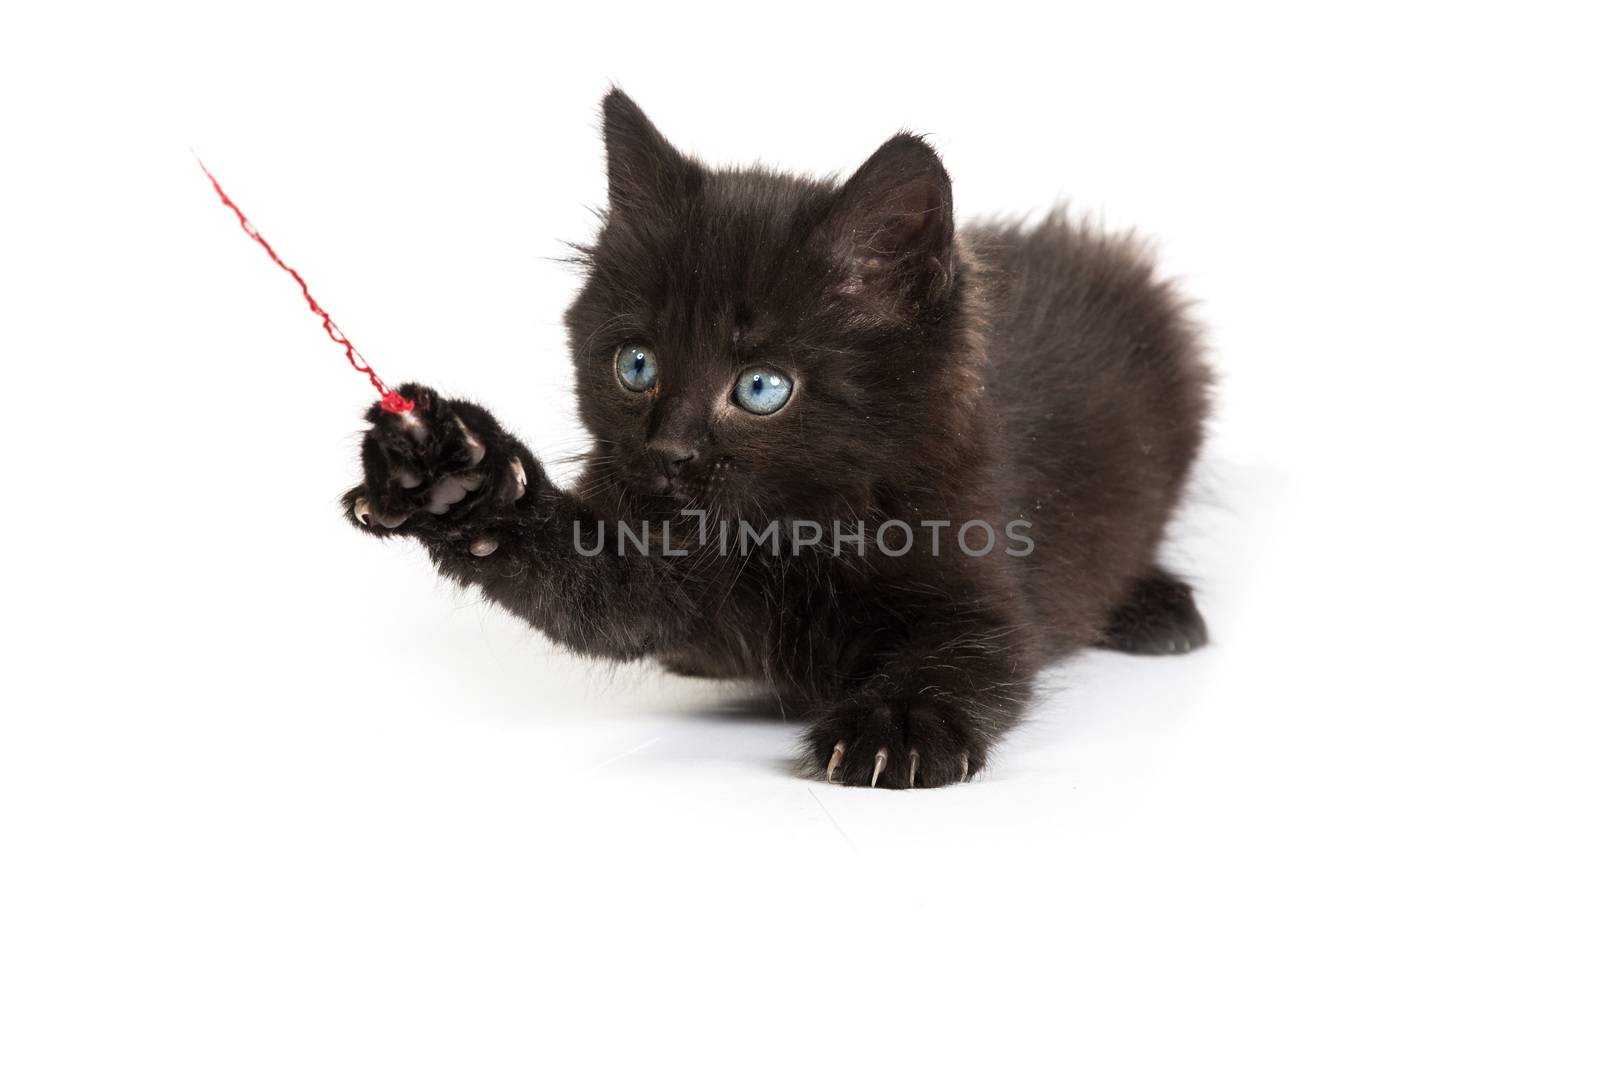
[196,157,414,414]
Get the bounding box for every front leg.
[344,384,695,661]
[804,619,1034,789]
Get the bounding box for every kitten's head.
[565,90,983,523]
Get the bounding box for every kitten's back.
[968,215,1209,645]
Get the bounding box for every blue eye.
[615,343,658,392]
[733,368,793,415]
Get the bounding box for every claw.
[398,408,428,444]
[508,456,527,501]
[353,497,371,526]
[456,417,486,466]
[908,750,919,788]
[871,748,888,788]
[825,741,845,783]
[958,753,970,782]
[470,536,499,557]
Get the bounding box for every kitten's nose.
[648,440,697,480]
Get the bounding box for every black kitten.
[344,90,1211,788]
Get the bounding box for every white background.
[3,2,1596,1063]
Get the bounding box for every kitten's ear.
[601,89,690,213]
[818,134,955,312]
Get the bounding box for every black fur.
[342,90,1212,788]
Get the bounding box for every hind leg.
[1098,568,1208,655]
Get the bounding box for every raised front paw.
[343,384,531,552]
[807,702,986,789]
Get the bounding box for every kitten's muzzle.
[647,439,698,489]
